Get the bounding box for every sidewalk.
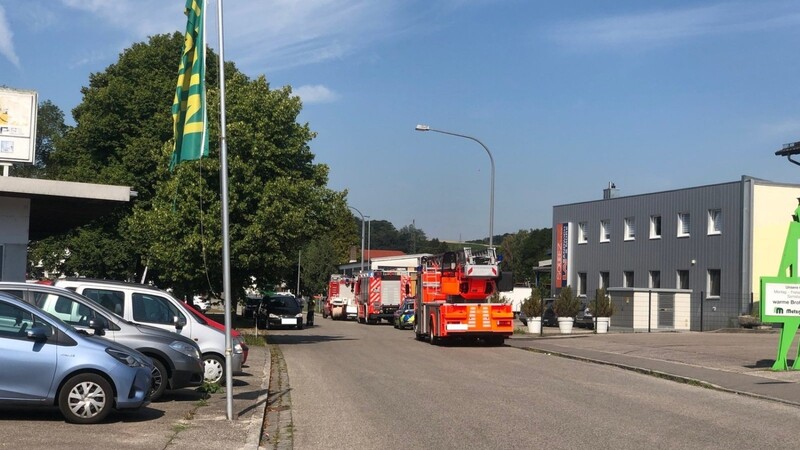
[507,328,800,406]
[165,343,271,450]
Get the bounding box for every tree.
[12,100,70,179]
[27,33,347,301]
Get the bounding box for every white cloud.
[0,5,20,68]
[293,84,340,104]
[549,2,800,51]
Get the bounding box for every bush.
[553,286,581,318]
[588,288,614,317]
[521,289,543,317]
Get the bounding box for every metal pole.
[700,291,705,332]
[296,250,301,296]
[366,217,371,270]
[349,206,365,273]
[415,126,495,248]
[216,0,234,420]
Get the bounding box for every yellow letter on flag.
[171,0,208,170]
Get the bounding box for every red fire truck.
[325,274,357,320]
[354,270,412,324]
[414,247,514,345]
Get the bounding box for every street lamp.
[365,216,371,271]
[415,124,496,248]
[776,141,800,167]
[348,206,366,273]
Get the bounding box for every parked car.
[256,293,304,329]
[0,282,204,401]
[575,304,594,328]
[55,278,244,384]
[393,298,415,329]
[243,295,261,319]
[520,299,557,327]
[0,292,152,424]
[542,299,558,327]
[192,295,211,313]
[183,301,249,364]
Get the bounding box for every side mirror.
[26,324,52,341]
[174,316,187,330]
[88,317,108,336]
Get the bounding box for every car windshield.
[267,296,299,309]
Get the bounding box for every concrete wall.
[0,196,29,281]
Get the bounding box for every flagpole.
[216,0,234,421]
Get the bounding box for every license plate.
[281,318,297,325]
[446,324,468,331]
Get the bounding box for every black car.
[256,293,304,329]
[243,296,261,318]
[519,299,557,327]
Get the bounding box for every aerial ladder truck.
[414,247,514,345]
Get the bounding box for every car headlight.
[170,341,201,360]
[295,313,303,318]
[107,348,147,368]
[233,341,243,354]
[269,313,280,319]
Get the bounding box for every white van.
[55,278,243,383]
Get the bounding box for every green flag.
[171,0,208,170]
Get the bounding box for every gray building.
[551,176,800,331]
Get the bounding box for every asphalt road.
[275,318,800,449]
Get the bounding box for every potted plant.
[521,290,543,334]
[588,288,614,333]
[553,286,581,334]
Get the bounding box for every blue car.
[393,299,416,329]
[0,293,153,424]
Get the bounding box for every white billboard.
[0,88,37,164]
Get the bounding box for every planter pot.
[595,317,610,334]
[557,317,574,334]
[527,317,542,334]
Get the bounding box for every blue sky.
[2,0,800,242]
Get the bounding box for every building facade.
[551,176,800,331]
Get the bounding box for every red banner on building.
[555,223,569,288]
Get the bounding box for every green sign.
[760,200,800,370]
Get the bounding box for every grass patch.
[242,333,267,346]
[197,381,224,394]
[172,423,190,433]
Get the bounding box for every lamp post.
[365,216,371,271]
[349,206,366,273]
[415,124,496,248]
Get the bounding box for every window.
[600,220,611,242]
[678,213,690,237]
[578,272,587,296]
[0,301,46,339]
[677,270,689,289]
[132,293,184,325]
[708,209,721,235]
[83,288,126,315]
[623,271,634,288]
[650,215,662,239]
[599,272,609,290]
[648,270,661,288]
[578,222,588,244]
[33,293,96,326]
[624,217,636,241]
[708,269,721,297]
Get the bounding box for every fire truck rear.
[414,247,514,345]
[326,274,356,320]
[355,270,411,324]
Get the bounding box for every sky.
[2,0,800,242]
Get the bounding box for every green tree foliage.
[27,33,349,300]
[499,227,551,284]
[13,100,70,179]
[128,68,349,299]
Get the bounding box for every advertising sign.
[761,277,800,321]
[555,223,569,288]
[0,87,37,164]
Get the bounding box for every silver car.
[0,283,204,401]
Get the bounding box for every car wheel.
[58,373,113,424]
[203,354,225,384]
[149,358,168,401]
